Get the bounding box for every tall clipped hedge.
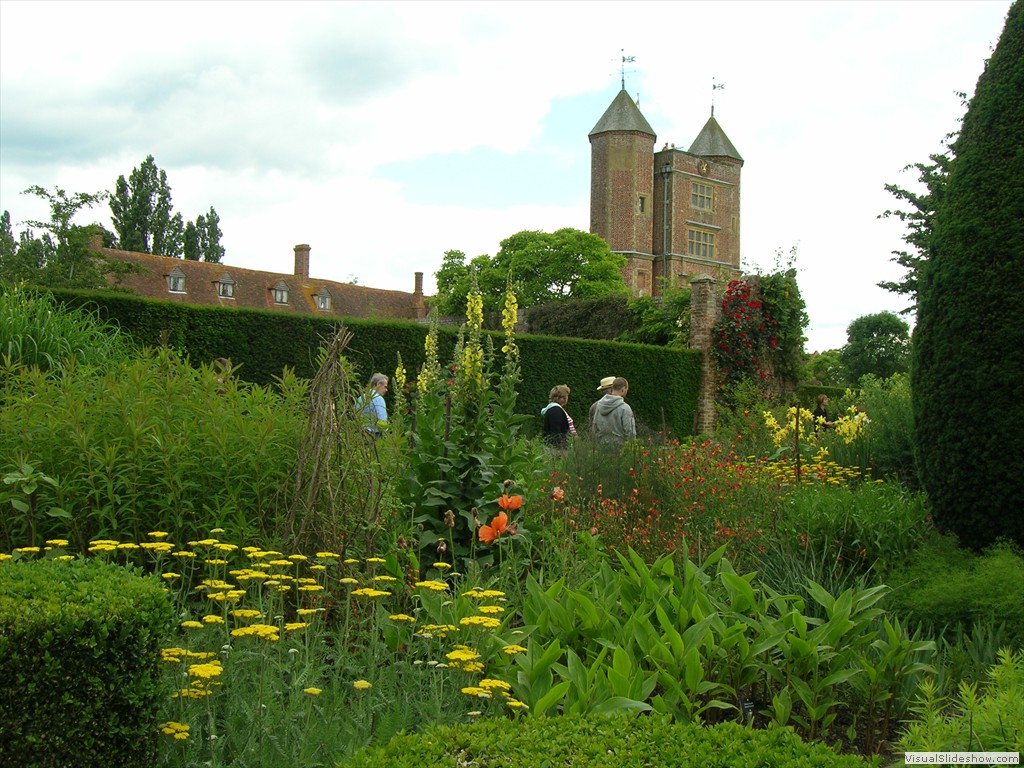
[41,287,702,437]
[913,2,1024,550]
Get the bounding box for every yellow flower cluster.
[414,580,449,592]
[161,721,190,740]
[230,623,281,642]
[187,660,223,680]
[501,288,519,357]
[459,615,502,629]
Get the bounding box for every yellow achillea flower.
[188,660,223,679]
[506,698,529,710]
[344,558,359,564]
[204,559,228,566]
[352,680,372,691]
[309,564,326,572]
[432,562,452,570]
[389,614,416,623]
[502,644,527,655]
[0,553,11,562]
[461,686,492,699]
[202,615,225,625]
[462,588,505,599]
[297,608,323,617]
[45,539,69,547]
[269,559,293,567]
[480,678,511,692]
[14,547,40,553]
[366,557,386,564]
[161,721,190,740]
[339,577,359,585]
[180,621,203,629]
[415,580,449,592]
[52,555,74,561]
[352,587,390,598]
[478,605,505,614]
[148,531,169,539]
[372,575,397,582]
[285,622,307,632]
[231,609,264,620]
[298,585,325,592]
[316,551,340,559]
[460,616,502,629]
[215,543,238,552]
[231,624,281,642]
[446,646,480,663]
[172,551,196,558]
[304,687,322,696]
[288,554,307,561]
[141,542,174,552]
[418,624,459,639]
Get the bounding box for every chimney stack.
[413,271,426,319]
[294,244,310,283]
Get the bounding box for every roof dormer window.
[314,288,332,312]
[273,282,289,305]
[168,267,186,294]
[217,273,236,299]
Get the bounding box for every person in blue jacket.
[357,373,389,437]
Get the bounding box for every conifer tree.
[913,1,1024,549]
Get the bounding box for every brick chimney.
[294,244,310,283]
[413,271,426,319]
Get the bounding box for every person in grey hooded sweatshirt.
[591,377,636,446]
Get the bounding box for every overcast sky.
[0,0,1012,351]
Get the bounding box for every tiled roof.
[688,115,743,162]
[589,89,657,138]
[101,248,426,320]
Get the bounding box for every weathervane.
[711,76,725,117]
[621,49,636,91]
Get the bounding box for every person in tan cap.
[589,376,616,427]
[592,376,636,446]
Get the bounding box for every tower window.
[638,194,647,213]
[692,183,713,210]
[688,229,716,259]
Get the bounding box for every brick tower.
[590,91,743,297]
[589,89,657,296]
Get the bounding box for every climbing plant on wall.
[712,268,807,398]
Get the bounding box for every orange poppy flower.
[498,494,523,512]
[478,511,509,544]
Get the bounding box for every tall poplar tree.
[109,155,185,257]
[913,1,1024,549]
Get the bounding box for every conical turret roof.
[688,114,743,162]
[589,89,656,138]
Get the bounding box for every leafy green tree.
[878,149,953,314]
[433,228,627,314]
[0,211,15,261]
[840,311,910,383]
[16,186,113,289]
[802,349,847,387]
[617,282,691,346]
[109,155,185,256]
[913,1,1024,550]
[183,208,225,263]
